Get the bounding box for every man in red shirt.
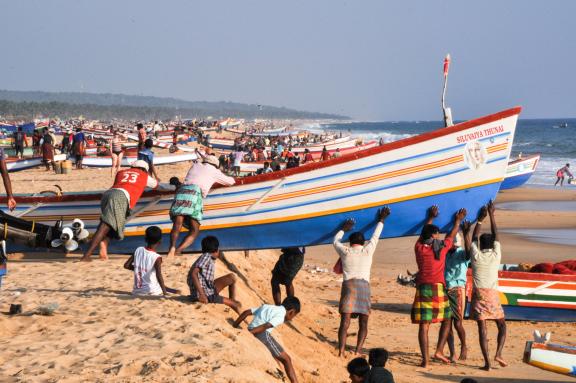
[80,160,158,262]
[320,146,330,162]
[411,205,466,367]
[302,149,314,164]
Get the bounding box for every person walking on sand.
[124,226,180,296]
[80,160,158,262]
[138,139,161,182]
[167,149,235,257]
[411,206,466,367]
[466,201,507,371]
[12,126,28,159]
[137,123,146,151]
[333,206,391,357]
[554,163,573,186]
[0,147,17,211]
[41,128,55,171]
[187,236,241,312]
[110,130,125,177]
[73,127,88,169]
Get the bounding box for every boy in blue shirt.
[233,297,301,383]
[444,225,471,362]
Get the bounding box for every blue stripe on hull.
[82,181,500,254]
[4,182,501,254]
[209,143,233,150]
[502,305,576,322]
[500,172,533,190]
[465,302,576,322]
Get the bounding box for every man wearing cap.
[80,160,158,261]
[167,149,235,257]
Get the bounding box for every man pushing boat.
[166,148,235,257]
[80,160,158,261]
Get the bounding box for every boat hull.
[82,153,197,167]
[524,341,576,377]
[1,107,521,254]
[500,154,540,190]
[466,268,576,322]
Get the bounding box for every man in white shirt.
[333,206,391,357]
[464,200,507,371]
[123,226,179,296]
[232,149,245,176]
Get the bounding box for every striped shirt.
[188,253,216,298]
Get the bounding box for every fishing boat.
[500,153,540,190]
[524,340,576,377]
[123,134,196,152]
[209,135,358,152]
[237,141,379,173]
[465,264,576,322]
[82,152,197,167]
[0,107,521,253]
[6,154,67,172]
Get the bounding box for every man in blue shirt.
[137,139,160,181]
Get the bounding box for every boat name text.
[456,125,504,144]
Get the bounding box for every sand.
[2,164,576,382]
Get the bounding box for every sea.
[307,118,575,188]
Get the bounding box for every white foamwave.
[527,155,576,186]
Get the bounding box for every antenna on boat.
[442,54,453,127]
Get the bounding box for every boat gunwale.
[506,153,541,166]
[2,106,521,204]
[531,342,576,355]
[498,270,576,283]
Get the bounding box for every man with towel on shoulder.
[333,206,391,357]
[80,160,158,262]
[411,206,466,367]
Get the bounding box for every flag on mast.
[443,54,451,78]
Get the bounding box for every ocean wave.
[359,131,414,142]
[513,141,533,147]
[527,155,576,186]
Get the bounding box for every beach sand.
[1,163,576,382]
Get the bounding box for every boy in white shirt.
[124,226,179,296]
[233,297,301,383]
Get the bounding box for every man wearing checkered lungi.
[333,206,391,357]
[411,205,466,367]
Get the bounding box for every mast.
[442,54,453,127]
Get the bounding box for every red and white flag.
[443,54,451,77]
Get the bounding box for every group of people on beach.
[0,119,517,381]
[71,136,511,381]
[410,202,506,370]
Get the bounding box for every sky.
[1,0,575,121]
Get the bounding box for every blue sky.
[1,0,575,120]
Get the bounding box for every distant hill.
[0,90,349,120]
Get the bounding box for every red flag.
[443,54,451,77]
